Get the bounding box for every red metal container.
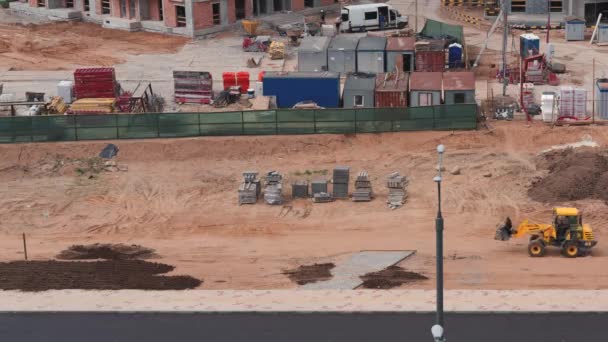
[415,51,445,72]
[375,72,409,108]
[237,71,250,93]
[222,72,237,91]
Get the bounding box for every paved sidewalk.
[2,290,608,312]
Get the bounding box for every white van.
[338,4,408,32]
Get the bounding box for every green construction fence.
[0,104,478,143]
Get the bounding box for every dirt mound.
[0,260,201,291]
[283,263,335,285]
[359,266,428,289]
[529,148,608,202]
[57,243,157,260]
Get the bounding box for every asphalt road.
[0,312,605,341]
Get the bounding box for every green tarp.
[421,19,464,44]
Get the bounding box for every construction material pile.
[352,171,373,202]
[332,166,350,199]
[264,171,283,205]
[74,68,117,100]
[68,98,116,114]
[311,179,332,203]
[268,41,285,60]
[238,171,261,205]
[173,71,213,105]
[386,172,408,209]
[292,180,309,199]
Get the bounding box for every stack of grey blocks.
[292,180,309,199]
[238,171,260,205]
[332,166,350,199]
[263,171,283,205]
[311,179,332,203]
[352,171,373,202]
[386,172,408,209]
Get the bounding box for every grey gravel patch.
[300,251,415,290]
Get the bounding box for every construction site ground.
[1,121,608,290]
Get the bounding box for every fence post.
[313,109,317,134]
[74,117,79,141]
[275,110,278,135]
[241,111,245,135]
[354,109,357,134]
[115,114,119,139]
[156,113,160,138]
[198,112,202,136]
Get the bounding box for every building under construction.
[501,0,608,23]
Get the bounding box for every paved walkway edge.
[1,290,608,312]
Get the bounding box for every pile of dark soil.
[283,263,335,285]
[528,149,608,202]
[0,260,201,291]
[359,265,428,289]
[57,243,157,260]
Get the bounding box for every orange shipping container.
[375,72,409,108]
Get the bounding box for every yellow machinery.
[495,207,597,258]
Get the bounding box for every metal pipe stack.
[263,171,283,205]
[332,166,350,199]
[238,171,260,205]
[386,172,408,209]
[352,171,373,202]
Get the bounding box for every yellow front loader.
[495,208,597,258]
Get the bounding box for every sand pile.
[57,243,157,260]
[529,148,608,202]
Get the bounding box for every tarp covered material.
[99,144,119,159]
[421,19,464,45]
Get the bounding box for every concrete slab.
[100,16,142,32]
[507,13,566,26]
[301,250,415,290]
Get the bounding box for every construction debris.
[268,41,285,60]
[352,171,373,202]
[332,166,350,199]
[213,86,241,108]
[263,171,283,205]
[292,180,309,199]
[246,56,263,68]
[238,171,261,205]
[68,98,116,114]
[386,172,408,209]
[47,96,67,114]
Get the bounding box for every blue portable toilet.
[448,43,463,68]
[520,33,540,58]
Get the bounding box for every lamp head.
[431,324,444,339]
[437,144,445,154]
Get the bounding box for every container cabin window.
[419,93,432,106]
[364,11,377,20]
[454,93,465,104]
[341,13,349,21]
[354,95,364,107]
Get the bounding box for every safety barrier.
[0,104,478,143]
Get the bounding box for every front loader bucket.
[495,217,513,241]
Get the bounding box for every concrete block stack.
[311,179,329,195]
[313,192,333,203]
[386,172,408,209]
[263,171,283,205]
[238,171,260,205]
[292,180,309,199]
[352,171,373,202]
[332,166,350,199]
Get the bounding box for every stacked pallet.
[74,68,117,100]
[386,172,408,209]
[68,98,116,114]
[352,171,373,202]
[292,180,309,199]
[332,166,350,199]
[264,171,283,205]
[313,192,333,203]
[238,171,260,205]
[173,71,213,104]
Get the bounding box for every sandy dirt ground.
[0,20,188,71]
[1,121,608,290]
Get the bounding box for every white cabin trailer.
[339,4,408,33]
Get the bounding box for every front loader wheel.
[528,240,546,257]
[562,242,579,258]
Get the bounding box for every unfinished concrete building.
[11,0,334,36]
[503,0,608,23]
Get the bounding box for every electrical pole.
[433,144,446,340]
[593,58,596,123]
[502,0,508,96]
[415,0,418,33]
[546,0,551,43]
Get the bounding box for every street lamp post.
[432,144,446,342]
